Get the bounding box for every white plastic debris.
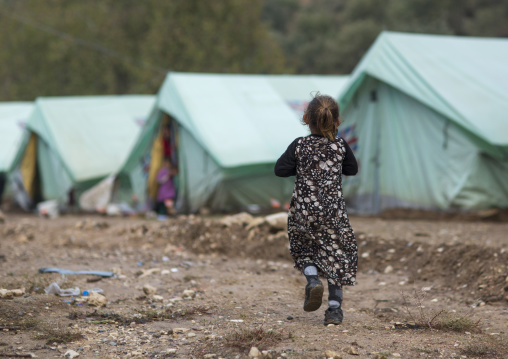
[44,282,80,296]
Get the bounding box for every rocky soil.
[0,212,507,358]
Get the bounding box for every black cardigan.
[274,135,358,177]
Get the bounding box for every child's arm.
[342,140,358,176]
[274,138,300,177]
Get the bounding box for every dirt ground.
[0,212,507,359]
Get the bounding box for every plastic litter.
[39,267,114,277]
[44,282,80,296]
[82,288,104,296]
[37,200,60,219]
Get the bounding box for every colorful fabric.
[277,135,358,286]
[156,168,176,202]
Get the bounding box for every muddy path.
[0,213,507,358]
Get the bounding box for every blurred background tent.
[0,102,33,207]
[10,95,155,210]
[101,72,349,213]
[339,31,508,214]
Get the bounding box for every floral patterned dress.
[275,135,358,286]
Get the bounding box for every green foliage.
[262,0,508,74]
[1,0,507,100]
[0,0,287,100]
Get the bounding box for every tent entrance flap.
[146,113,179,208]
[11,132,43,209]
[146,117,167,201]
[20,133,38,199]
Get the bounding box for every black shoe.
[303,277,324,312]
[323,306,343,325]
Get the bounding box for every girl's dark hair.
[304,93,340,141]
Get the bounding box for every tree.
[0,0,287,100]
[261,0,508,74]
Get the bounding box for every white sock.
[328,300,341,308]
[303,265,318,276]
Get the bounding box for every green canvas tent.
[115,73,349,213]
[10,95,155,209]
[0,102,33,205]
[338,31,508,213]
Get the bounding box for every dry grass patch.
[1,313,83,345]
[224,326,286,351]
[461,341,493,357]
[0,317,40,331]
[460,337,508,358]
[432,314,481,333]
[34,322,83,344]
[401,290,481,332]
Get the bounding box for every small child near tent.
[274,93,358,325]
[155,158,177,217]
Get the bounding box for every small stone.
[0,288,24,299]
[392,354,401,357]
[221,212,254,227]
[347,347,359,355]
[86,292,107,307]
[11,288,26,297]
[249,346,262,358]
[64,350,80,358]
[286,315,294,320]
[17,234,29,243]
[169,296,183,302]
[383,265,393,274]
[324,350,342,359]
[173,328,190,334]
[374,355,387,359]
[182,289,195,298]
[152,295,164,302]
[143,284,157,295]
[0,288,14,299]
[187,332,196,338]
[203,355,216,359]
[262,350,273,359]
